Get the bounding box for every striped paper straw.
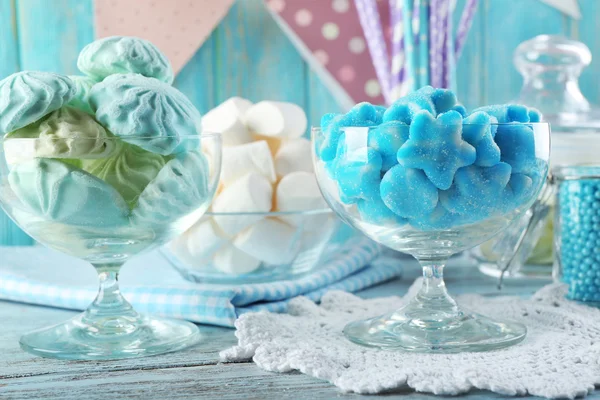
[429,0,449,88]
[389,0,404,98]
[401,0,416,93]
[455,0,479,58]
[413,0,421,45]
[442,0,456,89]
[418,0,430,87]
[355,0,393,104]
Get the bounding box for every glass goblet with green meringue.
[0,69,221,360]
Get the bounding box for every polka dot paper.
[266,0,388,106]
[95,0,235,75]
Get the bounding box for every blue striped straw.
[401,0,416,92]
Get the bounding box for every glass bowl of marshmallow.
[164,97,357,283]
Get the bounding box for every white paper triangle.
[539,0,581,19]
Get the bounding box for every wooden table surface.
[1,261,598,400]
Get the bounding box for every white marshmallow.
[234,218,300,265]
[167,233,198,267]
[202,97,253,146]
[221,141,276,185]
[276,171,328,227]
[213,245,261,274]
[185,218,228,262]
[245,101,307,139]
[212,173,273,236]
[274,138,313,178]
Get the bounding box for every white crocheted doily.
[221,281,600,398]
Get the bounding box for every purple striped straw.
[389,0,404,96]
[455,0,479,58]
[442,0,454,88]
[429,0,449,87]
[355,0,393,103]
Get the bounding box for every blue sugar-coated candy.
[409,203,460,231]
[462,111,501,167]
[374,105,387,120]
[318,103,381,162]
[501,173,534,212]
[78,36,174,84]
[334,147,382,204]
[451,104,468,118]
[494,123,537,174]
[397,110,476,190]
[383,86,436,124]
[8,158,129,227]
[132,150,211,226]
[368,121,409,171]
[0,71,75,134]
[357,195,408,226]
[472,104,530,123]
[380,164,439,218]
[431,88,458,114]
[440,163,512,218]
[89,73,202,155]
[528,108,543,122]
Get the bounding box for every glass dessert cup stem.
[343,259,527,353]
[19,262,201,360]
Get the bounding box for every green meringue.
[67,75,97,115]
[82,142,168,208]
[8,158,129,228]
[4,106,118,165]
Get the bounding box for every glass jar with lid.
[475,35,600,281]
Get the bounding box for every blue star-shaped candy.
[472,104,530,123]
[451,104,468,118]
[494,123,537,174]
[380,164,439,218]
[357,195,407,226]
[501,173,534,213]
[318,103,382,162]
[334,147,382,204]
[368,121,409,171]
[409,203,460,231]
[462,111,501,167]
[397,110,476,190]
[439,163,512,220]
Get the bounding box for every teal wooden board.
[0,0,33,245]
[576,0,600,105]
[16,0,94,74]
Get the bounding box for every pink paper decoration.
[266,0,388,108]
[95,0,235,75]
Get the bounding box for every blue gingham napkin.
[0,239,402,327]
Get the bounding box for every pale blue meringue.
[8,158,130,228]
[89,74,202,155]
[0,71,75,134]
[67,75,97,114]
[77,36,174,84]
[131,151,210,226]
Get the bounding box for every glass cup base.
[343,304,527,353]
[19,313,201,360]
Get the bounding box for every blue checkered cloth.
[0,240,402,327]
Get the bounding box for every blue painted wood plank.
[453,0,484,111]
[576,0,600,106]
[173,34,216,115]
[0,0,33,245]
[16,0,94,74]
[483,0,569,106]
[211,0,308,116]
[306,70,343,131]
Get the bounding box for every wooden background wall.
[0,0,597,244]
